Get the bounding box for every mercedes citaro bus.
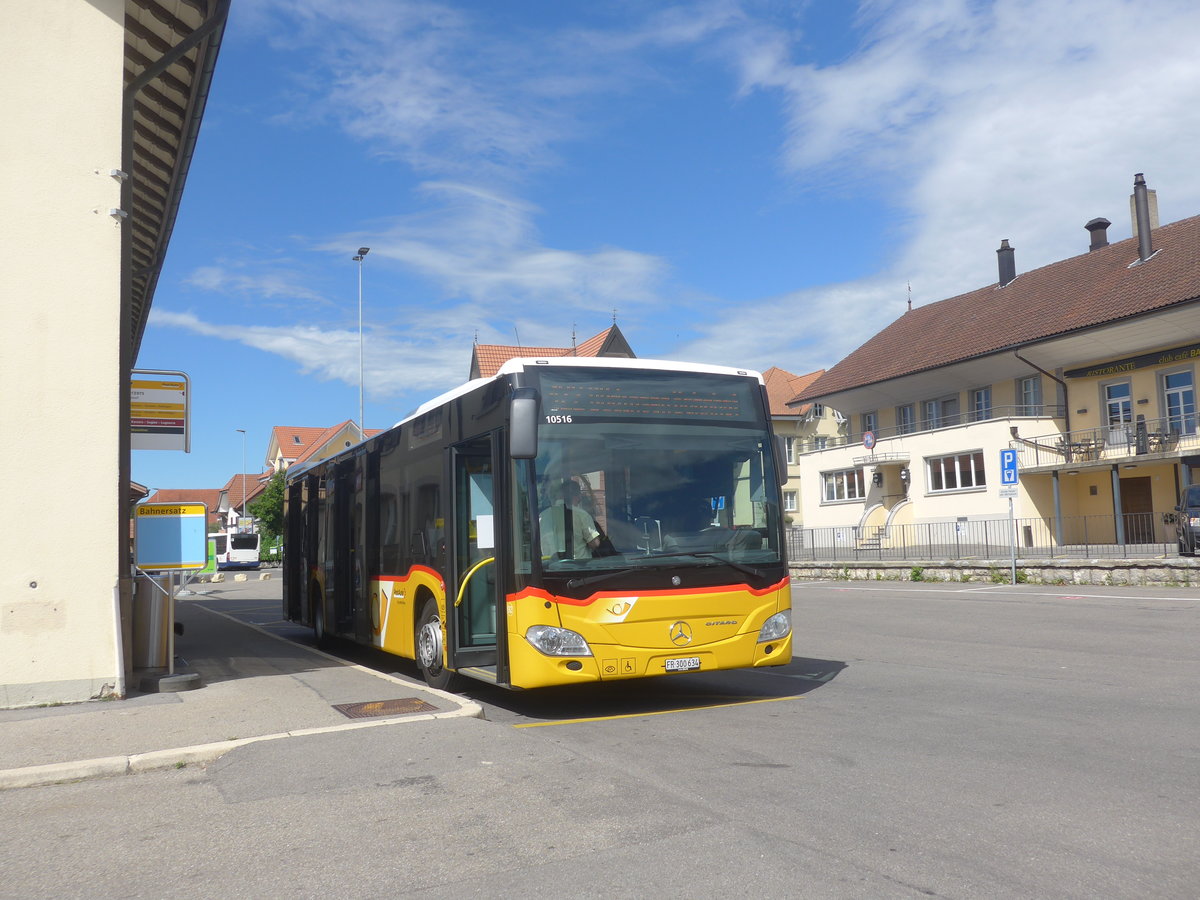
[283,357,792,690]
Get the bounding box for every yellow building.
[791,176,1198,555]
[0,2,229,707]
[762,367,844,526]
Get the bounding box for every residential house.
[762,367,844,525]
[143,471,269,535]
[216,472,271,528]
[265,421,384,474]
[790,175,1199,554]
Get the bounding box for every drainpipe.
[1014,350,1071,549]
[1013,350,1069,436]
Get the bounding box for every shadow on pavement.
[436,655,849,724]
[169,599,346,687]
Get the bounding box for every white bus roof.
[396,357,765,427]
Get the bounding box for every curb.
[0,702,484,791]
[0,604,485,791]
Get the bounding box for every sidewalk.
[0,578,482,790]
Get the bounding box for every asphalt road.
[2,579,1197,898]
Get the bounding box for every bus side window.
[379,491,401,571]
[410,529,428,562]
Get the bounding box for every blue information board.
[135,503,208,570]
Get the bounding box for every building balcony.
[1012,414,1200,472]
[852,451,910,467]
[795,405,1066,456]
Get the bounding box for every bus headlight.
[526,625,593,657]
[757,611,791,643]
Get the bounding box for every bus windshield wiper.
[564,561,679,590]
[646,552,767,582]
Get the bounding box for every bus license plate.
[665,656,700,672]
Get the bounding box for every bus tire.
[416,598,459,691]
[312,589,330,649]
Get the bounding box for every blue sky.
[134,0,1200,492]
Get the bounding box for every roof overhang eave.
[124,0,231,358]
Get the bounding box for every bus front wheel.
[416,598,459,691]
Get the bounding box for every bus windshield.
[528,419,782,575]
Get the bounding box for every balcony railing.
[1012,413,1200,469]
[787,511,1182,562]
[794,405,1065,455]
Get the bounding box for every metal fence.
[786,512,1182,562]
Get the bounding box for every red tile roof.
[470,326,634,379]
[221,471,271,509]
[795,215,1200,402]
[763,366,824,416]
[272,422,383,466]
[273,425,335,462]
[472,343,571,377]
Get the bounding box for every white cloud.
[244,0,754,182]
[672,277,909,377]
[184,264,330,306]
[150,307,473,404]
[328,181,670,309]
[245,0,575,180]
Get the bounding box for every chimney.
[996,239,1016,286]
[1085,217,1111,251]
[1130,173,1158,261]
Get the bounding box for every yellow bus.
[283,357,792,690]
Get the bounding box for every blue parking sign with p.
[1000,450,1019,485]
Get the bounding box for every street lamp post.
[353,247,370,436]
[235,428,246,526]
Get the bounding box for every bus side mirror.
[773,434,789,485]
[510,390,539,459]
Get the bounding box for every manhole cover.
[332,698,437,719]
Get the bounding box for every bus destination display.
[539,373,757,422]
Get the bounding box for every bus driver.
[539,479,601,560]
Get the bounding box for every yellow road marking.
[513,694,798,727]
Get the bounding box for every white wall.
[0,0,127,705]
[796,417,1059,529]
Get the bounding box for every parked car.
[1175,485,1200,555]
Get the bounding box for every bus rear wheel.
[312,590,330,649]
[416,598,459,691]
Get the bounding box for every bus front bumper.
[506,629,792,690]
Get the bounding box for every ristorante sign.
[1064,341,1200,379]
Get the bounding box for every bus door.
[332,458,356,634]
[448,435,500,674]
[360,448,381,644]
[284,479,304,621]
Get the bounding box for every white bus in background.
[214,531,261,570]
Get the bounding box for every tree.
[249,468,286,544]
